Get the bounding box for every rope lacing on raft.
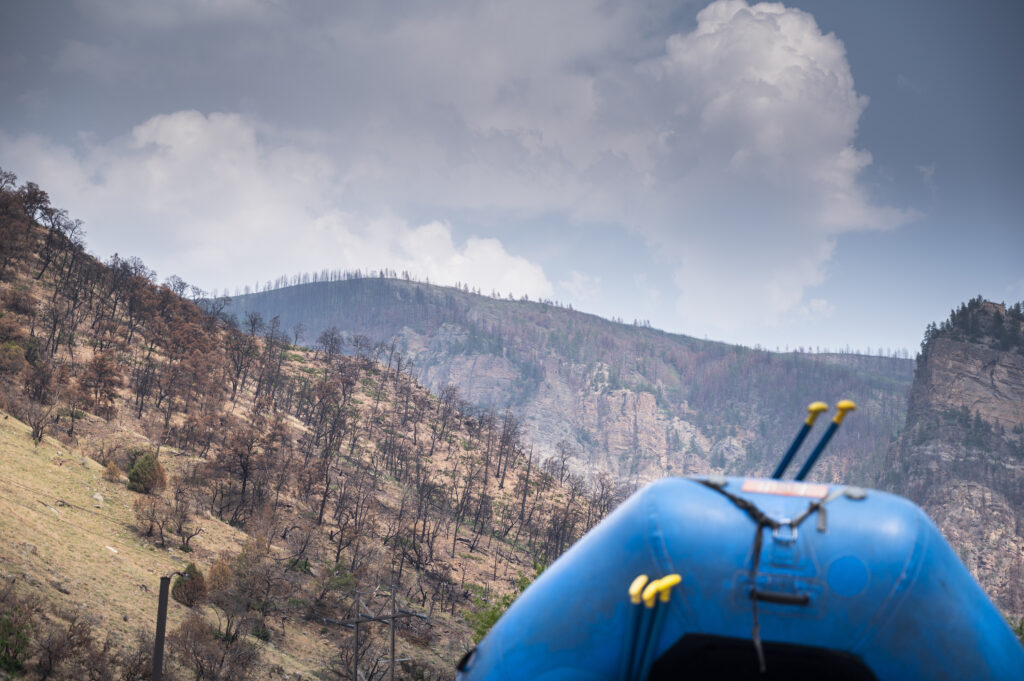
[693,478,852,674]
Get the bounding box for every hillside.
[881,297,1024,621]
[0,169,607,680]
[226,278,914,487]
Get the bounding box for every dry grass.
[0,342,577,680]
[0,411,336,679]
[0,412,182,639]
[0,247,590,680]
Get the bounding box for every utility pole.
[390,590,396,681]
[153,571,187,681]
[152,576,170,681]
[323,587,428,681]
[353,598,359,681]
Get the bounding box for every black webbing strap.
[748,515,769,673]
[790,488,847,533]
[693,479,846,674]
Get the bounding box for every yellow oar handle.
[805,401,829,426]
[629,575,649,605]
[641,574,682,607]
[657,574,681,602]
[641,579,661,608]
[832,399,856,424]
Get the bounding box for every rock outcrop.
[227,279,913,487]
[881,299,1024,619]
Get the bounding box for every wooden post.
[390,589,396,681]
[353,618,360,681]
[153,576,170,681]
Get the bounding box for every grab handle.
[749,589,810,606]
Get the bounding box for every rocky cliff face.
[881,299,1024,619]
[227,279,912,488]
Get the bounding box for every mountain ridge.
[226,277,914,488]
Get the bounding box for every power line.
[322,588,429,681]
[0,476,142,531]
[0,486,179,566]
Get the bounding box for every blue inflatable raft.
[456,402,1024,680]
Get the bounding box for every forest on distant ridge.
[228,274,914,488]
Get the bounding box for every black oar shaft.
[620,575,648,681]
[772,402,828,479]
[772,422,811,479]
[794,421,839,481]
[794,400,856,481]
[636,575,681,681]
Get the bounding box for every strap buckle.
[771,523,798,544]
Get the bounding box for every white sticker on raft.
[741,479,829,498]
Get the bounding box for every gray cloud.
[2,0,912,338]
[0,111,555,298]
[73,0,276,28]
[53,40,137,85]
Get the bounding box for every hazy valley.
[227,278,914,489]
[226,278,1024,623]
[1,171,1022,681]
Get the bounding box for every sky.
[1,0,1021,355]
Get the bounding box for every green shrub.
[467,592,515,644]
[466,560,545,644]
[171,563,207,608]
[0,611,31,672]
[287,558,312,574]
[0,341,25,376]
[317,562,355,600]
[127,451,166,494]
[0,581,37,673]
[124,445,151,469]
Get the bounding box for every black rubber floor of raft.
[649,634,878,681]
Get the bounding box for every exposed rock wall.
[227,279,912,489]
[882,301,1024,619]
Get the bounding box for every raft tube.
[456,476,1024,680]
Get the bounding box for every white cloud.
[794,297,836,319]
[0,111,554,299]
[625,0,916,334]
[917,163,937,196]
[559,271,602,302]
[3,0,914,341]
[633,274,662,305]
[286,0,913,332]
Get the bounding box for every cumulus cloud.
[2,0,914,340]
[0,111,554,299]
[559,271,602,303]
[633,274,663,305]
[623,0,915,332]
[288,0,911,331]
[795,297,836,319]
